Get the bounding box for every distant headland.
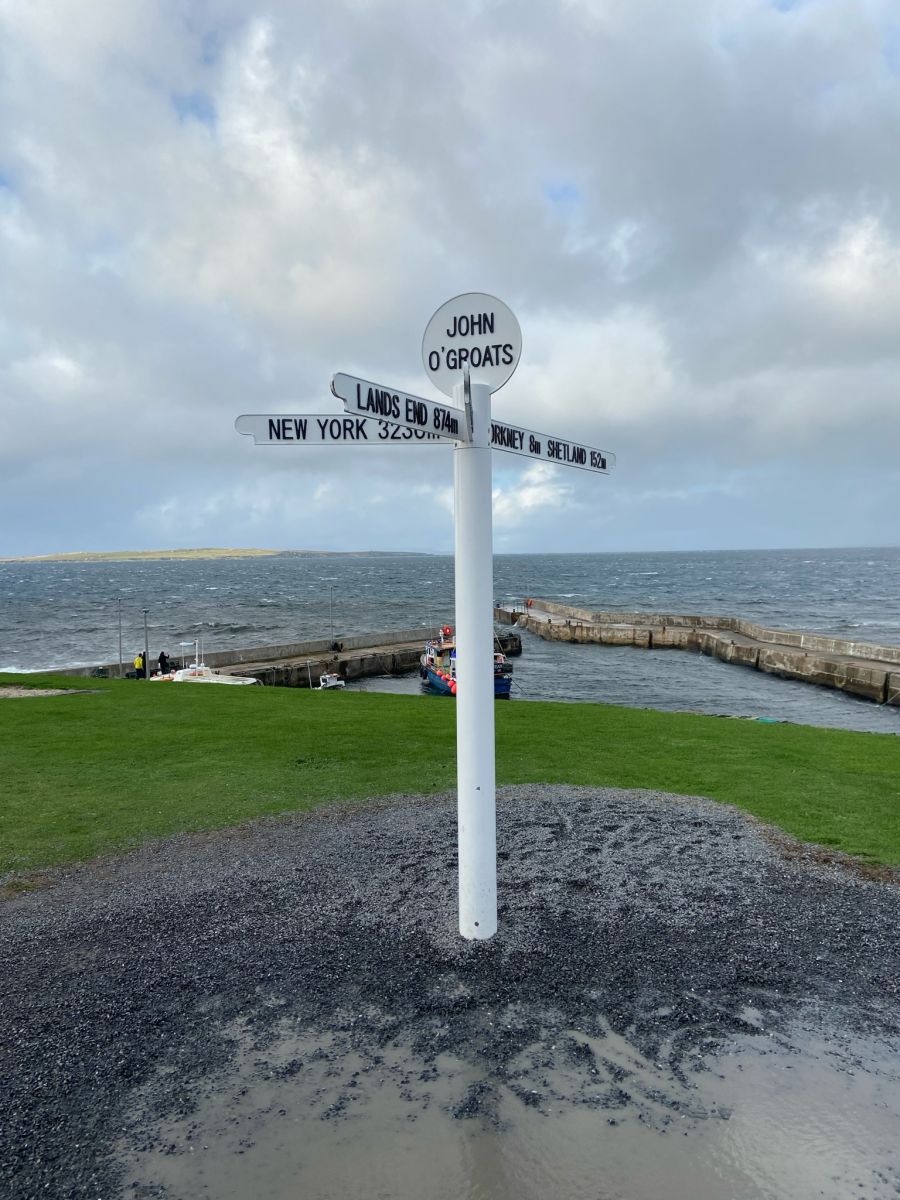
[0,548,416,563]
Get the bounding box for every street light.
[143,608,150,679]
[117,597,123,678]
[329,585,335,645]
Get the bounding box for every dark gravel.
[2,785,899,1199]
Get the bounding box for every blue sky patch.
[544,181,582,208]
[882,21,900,76]
[172,90,216,127]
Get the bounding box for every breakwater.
[495,602,900,706]
[56,627,522,688]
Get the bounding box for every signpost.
[234,291,615,941]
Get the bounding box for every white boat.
[150,665,260,686]
[316,672,345,690]
[148,638,260,685]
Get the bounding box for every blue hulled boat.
[419,625,513,699]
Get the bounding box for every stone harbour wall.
[505,601,900,706]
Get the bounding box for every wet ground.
[3,786,899,1200]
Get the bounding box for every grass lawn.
[2,674,899,876]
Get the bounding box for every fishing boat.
[419,625,512,699]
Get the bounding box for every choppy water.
[2,548,899,734]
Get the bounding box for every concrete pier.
[495,601,900,707]
[57,627,522,688]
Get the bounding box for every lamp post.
[143,608,150,679]
[329,585,335,645]
[117,598,123,678]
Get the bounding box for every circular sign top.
[422,292,522,398]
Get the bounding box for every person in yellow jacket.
[133,651,145,679]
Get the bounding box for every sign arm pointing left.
[234,414,453,445]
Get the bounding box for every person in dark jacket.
[158,650,170,675]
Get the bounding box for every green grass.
[1,674,898,876]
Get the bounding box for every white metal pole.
[452,378,497,940]
[117,598,123,678]
[143,609,150,679]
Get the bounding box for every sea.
[2,547,899,735]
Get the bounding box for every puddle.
[118,1014,900,1200]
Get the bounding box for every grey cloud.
[1,0,898,555]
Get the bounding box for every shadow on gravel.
[2,786,899,1199]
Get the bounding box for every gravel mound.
[2,786,899,1199]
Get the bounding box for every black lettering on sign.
[405,398,428,427]
[293,418,308,439]
[378,420,443,441]
[501,343,514,365]
[590,450,606,469]
[447,312,496,338]
[491,422,514,449]
[268,418,282,440]
[362,386,400,419]
[434,408,459,435]
[549,440,587,465]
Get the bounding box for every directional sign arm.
[332,372,466,442]
[234,414,452,445]
[489,418,615,474]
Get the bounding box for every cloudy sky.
[2,0,898,556]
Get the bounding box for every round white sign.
[422,292,522,397]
